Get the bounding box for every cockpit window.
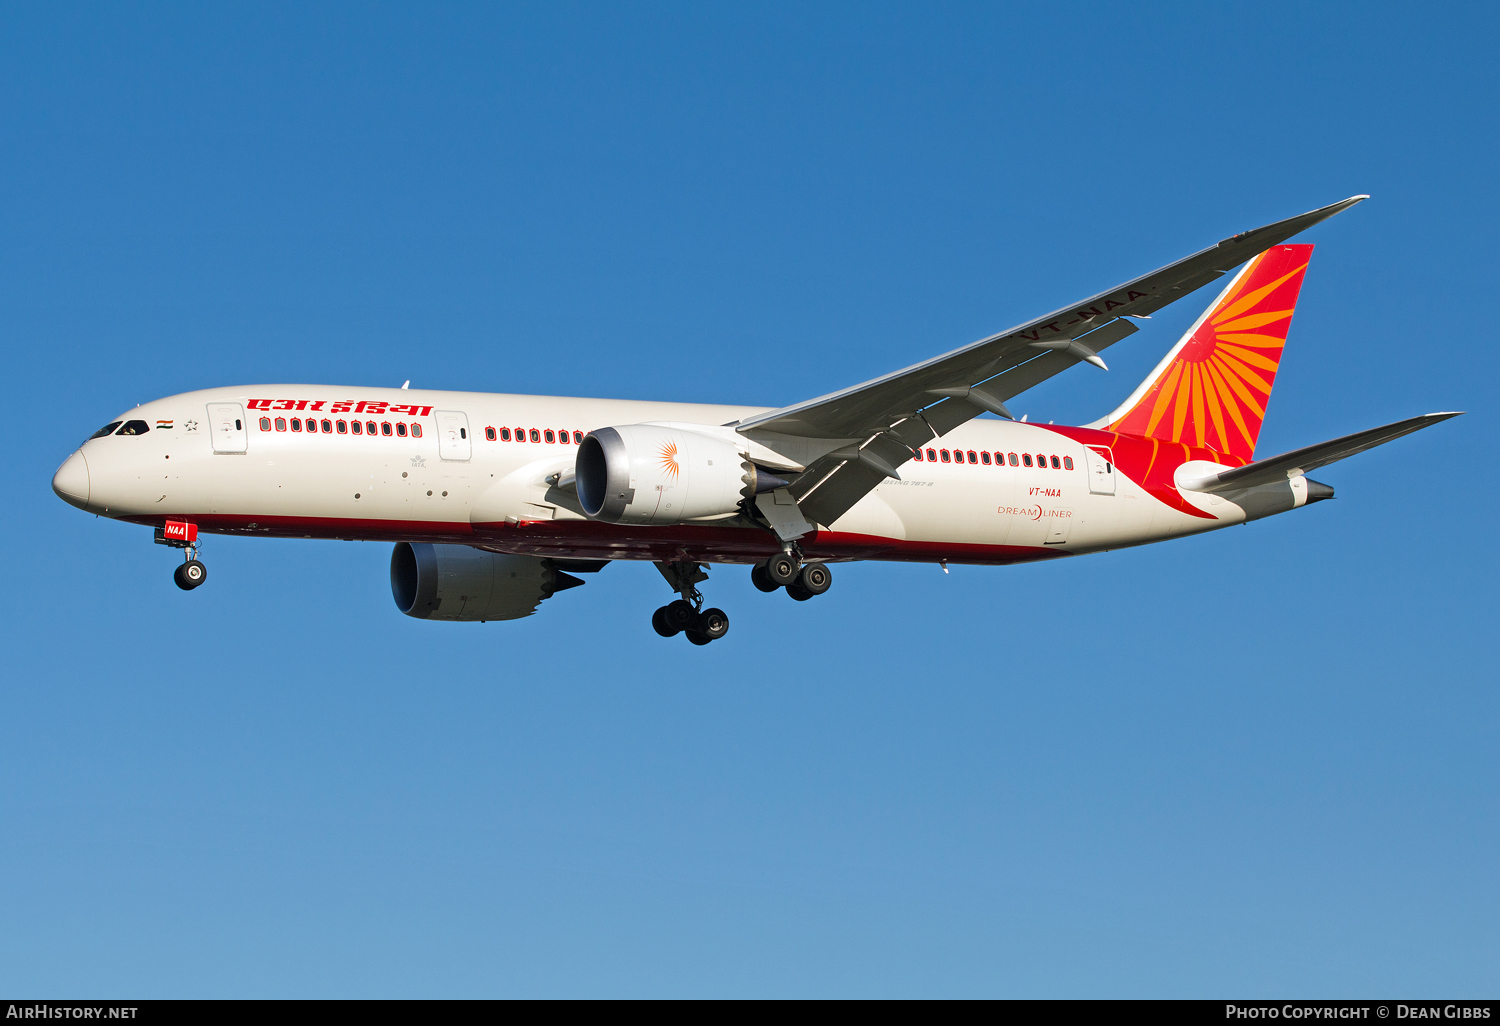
[116,420,151,436]
[90,421,123,440]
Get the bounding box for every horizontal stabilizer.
[1185,412,1462,493]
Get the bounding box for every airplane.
[52,195,1459,645]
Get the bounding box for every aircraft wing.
[736,195,1369,528]
[1189,412,1463,493]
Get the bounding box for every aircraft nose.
[52,450,91,509]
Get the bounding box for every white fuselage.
[55,384,1265,566]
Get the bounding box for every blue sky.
[2,2,1495,997]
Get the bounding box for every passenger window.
[515,427,525,441]
[926,448,937,461]
[1036,454,1045,467]
[912,449,923,461]
[291,418,302,432]
[306,419,317,433]
[336,420,347,433]
[529,429,540,442]
[940,450,950,462]
[381,422,393,436]
[90,422,123,439]
[274,418,287,431]
[573,431,584,443]
[397,423,408,437]
[1008,453,1018,466]
[260,417,272,431]
[1050,455,1060,469]
[116,420,151,435]
[459,428,466,439]
[544,429,555,443]
[411,424,422,438]
[1063,456,1074,470]
[485,427,496,441]
[351,421,362,434]
[981,452,990,464]
[500,427,511,441]
[366,421,378,435]
[967,450,977,464]
[1022,453,1032,467]
[559,429,570,444]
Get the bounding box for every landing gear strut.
[652,560,729,645]
[753,550,833,602]
[156,522,207,591]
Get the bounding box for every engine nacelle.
[576,424,770,525]
[390,543,582,622]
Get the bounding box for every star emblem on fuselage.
[184,419,199,432]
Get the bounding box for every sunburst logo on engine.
[658,441,680,478]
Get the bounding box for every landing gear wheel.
[663,599,698,633]
[684,630,713,646]
[764,553,799,587]
[696,607,729,641]
[796,562,831,595]
[786,582,814,601]
[750,563,780,593]
[175,560,207,591]
[652,606,679,638]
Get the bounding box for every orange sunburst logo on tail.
[1107,244,1312,462]
[658,441,680,478]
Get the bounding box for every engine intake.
[576,424,784,525]
[390,542,583,622]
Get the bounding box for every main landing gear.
[652,560,729,645]
[751,551,832,602]
[156,523,207,591]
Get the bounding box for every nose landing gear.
[173,557,208,591]
[156,521,207,591]
[652,560,729,645]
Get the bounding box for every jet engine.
[575,424,785,525]
[390,542,583,622]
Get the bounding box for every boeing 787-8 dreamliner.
[52,196,1458,644]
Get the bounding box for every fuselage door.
[206,402,248,453]
[1085,445,1116,495]
[1044,508,1074,544]
[437,410,472,461]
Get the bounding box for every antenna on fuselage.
[400,380,410,389]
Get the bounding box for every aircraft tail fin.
[1095,244,1314,462]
